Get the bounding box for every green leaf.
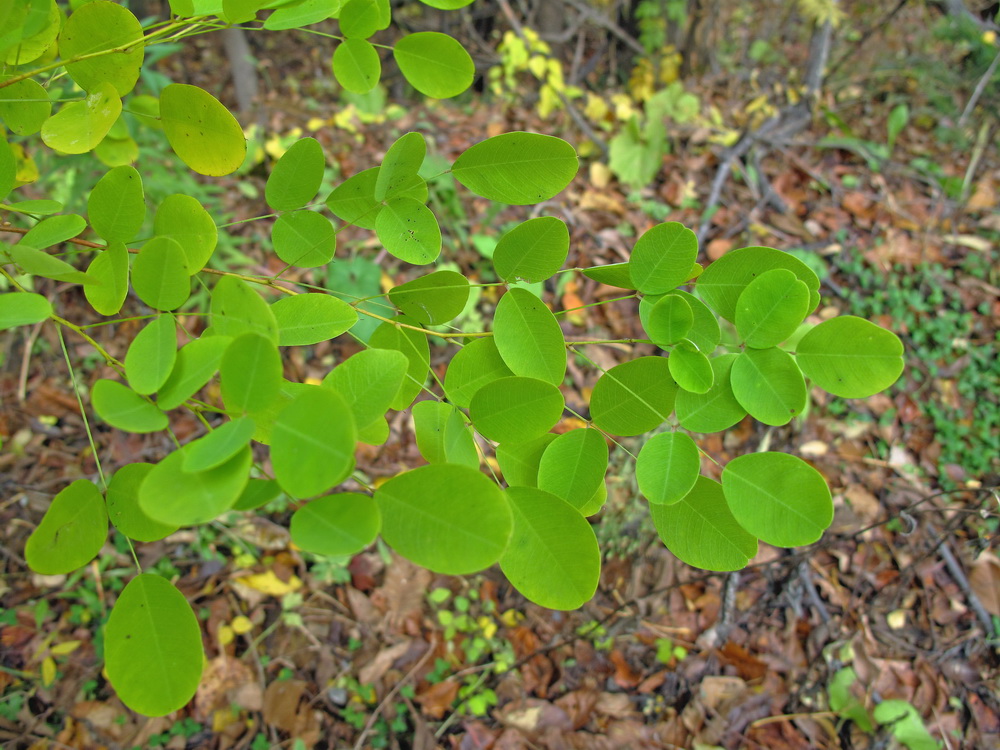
[496,432,556,487]
[4,200,65,215]
[183,416,256,472]
[886,103,909,151]
[375,196,442,265]
[153,194,218,272]
[696,246,820,323]
[452,132,578,205]
[628,221,698,295]
[210,276,279,342]
[125,315,177,395]
[263,0,340,30]
[25,480,107,575]
[232,478,282,511]
[0,291,51,329]
[332,38,381,94]
[41,82,121,154]
[106,463,178,542]
[730,347,807,426]
[668,341,714,394]
[872,701,940,750]
[0,77,51,135]
[326,167,381,229]
[536,428,608,514]
[322,348,408,429]
[581,262,634,289]
[412,400,478,468]
[375,463,511,574]
[0,138,14,202]
[795,316,904,398]
[19,214,87,250]
[88,165,145,243]
[84,242,129,315]
[58,0,144,96]
[222,0,263,23]
[722,452,833,547]
[104,574,203,717]
[271,293,357,346]
[340,0,381,38]
[375,131,425,201]
[160,83,246,176]
[589,357,677,436]
[644,293,693,347]
[131,236,190,311]
[368,317,430,410]
[290,493,380,556]
[675,353,747,433]
[4,244,93,285]
[469,376,564,444]
[492,217,569,283]
[735,268,809,349]
[393,31,474,99]
[92,379,168,433]
[636,432,700,505]
[443,337,514,408]
[220,333,283,415]
[265,136,325,211]
[650,476,758,571]
[157,335,231,411]
[419,0,474,8]
[139,445,252,526]
[499,486,600,610]
[493,287,566,386]
[272,209,336,268]
[662,290,720,353]
[272,386,357,498]
[388,269,469,325]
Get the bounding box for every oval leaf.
[104,574,203,716]
[132,236,190,311]
[88,165,145,243]
[493,287,566,386]
[272,209,336,268]
[375,131,426,201]
[650,476,758,571]
[332,38,381,94]
[25,480,107,575]
[182,416,256,473]
[493,217,569,283]
[106,463,178,542]
[735,268,810,349]
[220,333,283,415]
[92,379,168,433]
[628,222,698,295]
[139,446,252,526]
[589,356,677,436]
[443,336,514,409]
[469,376,564,444]
[452,132,578,205]
[636,431,700,506]
[160,83,246,176]
[322,348,409,429]
[290,493,381,556]
[668,341,714,394]
[644,293,693,347]
[412,400,478,468]
[59,0,144,96]
[153,194,218,273]
[0,292,51,329]
[157,335,231,411]
[41,82,121,155]
[272,293,357,346]
[795,316,904,398]
[536,428,608,514]
[499,486,600,610]
[722,452,833,547]
[375,196,441,265]
[125,315,177,395]
[393,31,474,99]
[730,347,807,426]
[271,386,357,498]
[389,270,469,325]
[0,78,51,135]
[210,276,279,342]
[368,317,430,410]
[265,136,325,211]
[375,463,511,574]
[496,432,556,488]
[675,353,747,433]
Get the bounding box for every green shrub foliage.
[0,0,904,717]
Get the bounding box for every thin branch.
[958,47,1000,128]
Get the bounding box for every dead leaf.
[969,553,1000,616]
[262,679,308,734]
[358,640,411,686]
[415,679,460,719]
[699,675,746,712]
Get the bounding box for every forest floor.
[2,2,999,749]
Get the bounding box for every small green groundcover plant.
[1,0,904,718]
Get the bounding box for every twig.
[961,120,992,203]
[959,48,1000,128]
[925,520,996,636]
[561,0,646,57]
[800,561,831,623]
[17,319,44,403]
[827,0,910,81]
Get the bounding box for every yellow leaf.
[231,615,254,635]
[499,609,524,627]
[217,624,234,646]
[527,55,547,79]
[50,640,82,656]
[983,30,996,46]
[235,570,303,597]
[478,616,497,640]
[590,162,611,189]
[583,93,609,123]
[41,656,56,687]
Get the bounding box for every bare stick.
[959,48,1000,128]
[926,521,996,636]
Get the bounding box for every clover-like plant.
[0,0,903,716]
